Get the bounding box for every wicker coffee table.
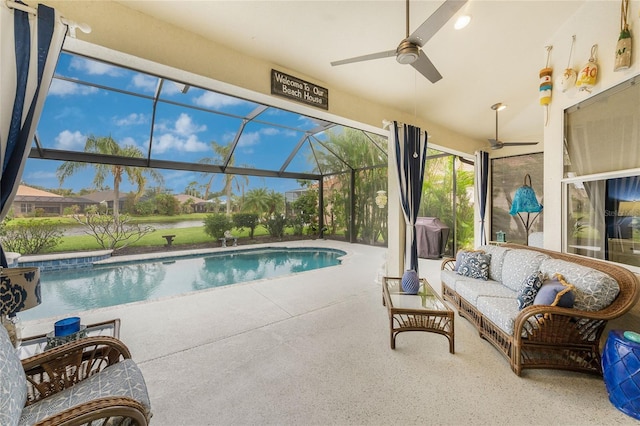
[382,276,454,353]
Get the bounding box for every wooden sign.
[271,69,328,110]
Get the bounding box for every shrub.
[0,220,63,254]
[73,213,155,250]
[154,193,181,216]
[264,215,287,239]
[204,213,233,239]
[232,213,259,238]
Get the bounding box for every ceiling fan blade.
[411,50,442,83]
[501,142,539,146]
[331,49,397,66]
[407,0,468,46]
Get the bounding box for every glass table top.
[384,277,448,311]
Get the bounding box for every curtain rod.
[6,0,91,37]
[382,119,429,137]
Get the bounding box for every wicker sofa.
[441,243,640,376]
[0,324,151,425]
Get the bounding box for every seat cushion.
[19,359,150,426]
[456,279,516,305]
[0,325,27,426]
[476,296,521,335]
[539,259,620,311]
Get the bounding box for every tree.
[56,135,164,221]
[311,128,388,243]
[199,141,249,215]
[243,188,285,218]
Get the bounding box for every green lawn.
[53,224,283,252]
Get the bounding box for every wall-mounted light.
[454,14,471,30]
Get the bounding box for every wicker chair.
[0,325,151,426]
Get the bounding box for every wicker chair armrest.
[22,336,132,405]
[513,305,608,344]
[441,257,456,271]
[34,396,150,426]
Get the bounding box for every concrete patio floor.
[21,240,640,425]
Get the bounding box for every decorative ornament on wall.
[576,44,599,93]
[539,45,553,126]
[614,0,632,71]
[556,35,577,93]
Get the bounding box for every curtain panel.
[475,151,489,246]
[1,1,67,265]
[391,122,428,274]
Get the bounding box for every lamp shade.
[510,174,543,215]
[0,267,41,316]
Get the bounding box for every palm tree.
[242,187,270,215]
[200,141,249,215]
[56,135,163,220]
[243,188,284,218]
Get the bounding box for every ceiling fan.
[330,0,468,83]
[488,103,539,150]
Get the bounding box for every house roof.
[174,194,207,204]
[17,185,62,198]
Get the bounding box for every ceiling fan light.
[396,40,419,64]
[454,15,471,30]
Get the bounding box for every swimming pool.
[19,247,346,321]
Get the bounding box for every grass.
[52,224,288,253]
[7,213,210,227]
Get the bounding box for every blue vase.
[401,270,420,294]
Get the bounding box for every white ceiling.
[116,0,585,150]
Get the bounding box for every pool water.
[20,247,346,321]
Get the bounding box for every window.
[491,153,544,245]
[563,76,640,268]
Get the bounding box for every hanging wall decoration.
[614,0,632,71]
[557,35,577,92]
[539,46,553,126]
[576,44,599,92]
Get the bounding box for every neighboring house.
[12,185,94,217]
[174,194,209,213]
[80,190,130,214]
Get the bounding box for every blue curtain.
[475,151,489,245]
[0,2,66,266]
[393,122,428,273]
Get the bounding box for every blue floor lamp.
[509,174,543,245]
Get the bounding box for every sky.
[22,52,345,197]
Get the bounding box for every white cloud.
[261,127,279,136]
[25,170,57,181]
[70,57,121,76]
[115,113,147,126]
[193,92,245,108]
[238,131,260,148]
[55,130,86,150]
[132,73,158,92]
[174,113,206,136]
[48,79,98,96]
[151,133,208,154]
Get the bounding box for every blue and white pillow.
[456,251,491,280]
[517,271,544,310]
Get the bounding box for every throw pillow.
[533,273,576,308]
[456,251,491,280]
[454,249,484,272]
[516,271,544,310]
